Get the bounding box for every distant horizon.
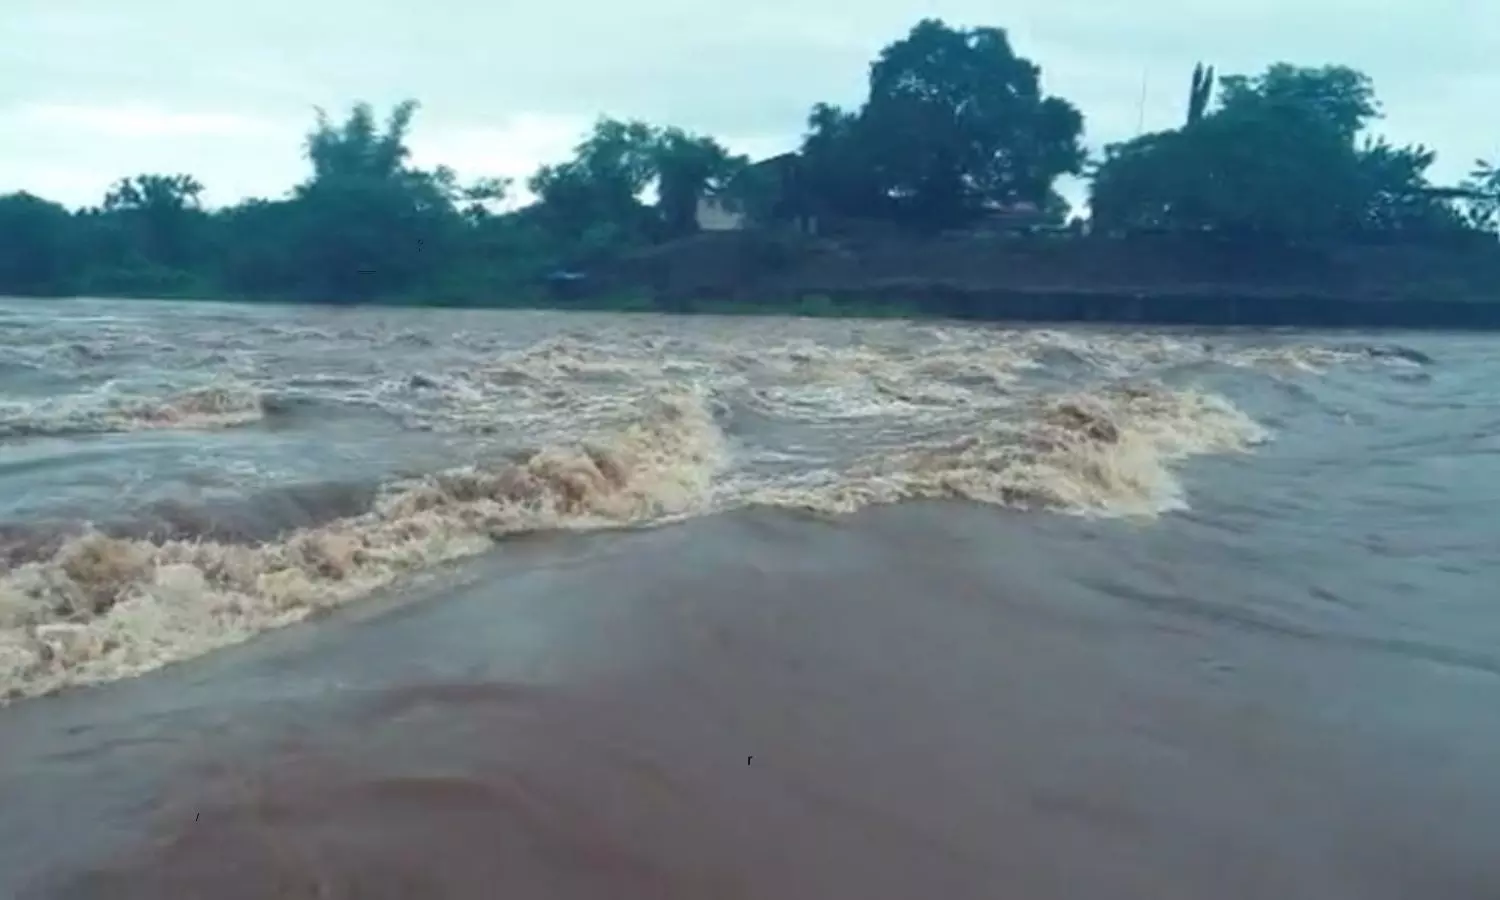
[4,1,1493,214]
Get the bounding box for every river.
[0,297,1495,898]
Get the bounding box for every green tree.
[529,118,661,253]
[797,103,888,221]
[1354,139,1465,234]
[652,127,746,237]
[1090,62,1461,240]
[1091,112,1364,236]
[1461,158,1499,233]
[808,19,1085,229]
[284,100,471,301]
[103,173,204,214]
[0,193,76,295]
[528,118,744,249]
[1217,64,1379,143]
[1186,63,1216,125]
[213,198,304,295]
[100,173,207,269]
[455,176,510,224]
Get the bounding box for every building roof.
[749,152,799,170]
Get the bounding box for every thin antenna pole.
[1136,68,1149,135]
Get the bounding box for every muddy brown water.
[1,298,1495,897]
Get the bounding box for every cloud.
[8,103,281,140]
[0,0,1494,210]
[408,115,588,183]
[412,115,796,207]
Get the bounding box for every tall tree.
[529,117,662,252]
[0,193,76,295]
[529,118,744,248]
[1186,63,1216,125]
[287,100,469,300]
[1217,64,1379,143]
[800,19,1085,229]
[652,128,746,237]
[100,173,207,269]
[797,103,888,221]
[1090,62,1460,239]
[1091,111,1365,237]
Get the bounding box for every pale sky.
[2,0,1496,212]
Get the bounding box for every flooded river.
[0,298,1494,897]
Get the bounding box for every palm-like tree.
[1461,158,1499,233]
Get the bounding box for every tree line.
[1,18,1497,305]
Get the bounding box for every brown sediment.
[0,372,1272,702]
[0,379,266,439]
[0,389,727,699]
[30,502,1500,899]
[0,322,1423,706]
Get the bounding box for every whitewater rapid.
[0,300,1420,701]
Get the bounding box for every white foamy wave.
[2,312,1393,705]
[741,383,1268,519]
[1221,345,1364,374]
[0,389,724,701]
[0,380,265,438]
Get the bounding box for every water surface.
[0,298,1494,897]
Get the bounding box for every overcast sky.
[3,0,1495,212]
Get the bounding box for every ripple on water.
[0,302,1451,702]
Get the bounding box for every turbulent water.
[0,299,1490,702]
[1,297,1497,897]
[0,298,1304,700]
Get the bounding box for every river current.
[0,297,1494,898]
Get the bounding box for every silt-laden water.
[0,298,1494,898]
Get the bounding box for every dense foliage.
[795,19,1085,230]
[1089,64,1484,240]
[0,19,1494,304]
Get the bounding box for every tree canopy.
[1462,158,1500,232]
[0,19,1492,306]
[797,19,1085,229]
[1090,63,1471,241]
[527,118,745,258]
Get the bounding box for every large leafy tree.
[530,118,743,250]
[1217,64,1379,143]
[103,173,205,214]
[653,127,746,237]
[801,19,1085,229]
[0,193,76,295]
[287,101,474,300]
[529,118,662,253]
[1091,99,1366,236]
[796,103,888,221]
[99,173,207,269]
[213,198,305,296]
[1090,63,1460,239]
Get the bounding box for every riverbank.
[574,230,1500,329]
[548,286,1500,330]
[11,231,1500,329]
[27,286,1500,331]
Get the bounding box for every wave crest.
[0,389,724,701]
[0,380,265,439]
[745,382,1267,518]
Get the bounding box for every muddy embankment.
[591,231,1500,329]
